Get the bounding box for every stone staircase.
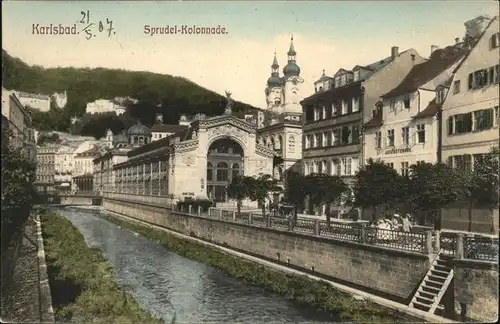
[409,254,454,314]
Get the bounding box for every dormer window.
[353,70,360,81]
[436,88,446,104]
[491,33,499,49]
[341,74,347,86]
[403,95,410,108]
[274,98,281,106]
[319,86,323,92]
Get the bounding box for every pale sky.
[2,1,498,108]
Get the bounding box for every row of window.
[36,175,54,182]
[466,64,500,91]
[152,133,167,139]
[447,106,499,135]
[303,157,359,177]
[305,124,361,149]
[37,155,55,162]
[306,97,361,122]
[389,95,411,112]
[207,162,240,182]
[374,124,426,149]
[258,135,296,152]
[448,153,488,172]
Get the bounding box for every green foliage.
[100,214,407,323]
[469,146,499,208]
[41,211,163,323]
[2,50,259,138]
[408,162,469,216]
[305,173,349,207]
[353,159,403,218]
[1,127,37,248]
[284,171,309,210]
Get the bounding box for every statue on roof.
[224,90,234,115]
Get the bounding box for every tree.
[470,147,499,208]
[227,175,250,217]
[1,127,37,250]
[353,159,403,221]
[284,171,309,212]
[305,173,349,226]
[408,162,469,225]
[246,174,281,216]
[467,146,499,232]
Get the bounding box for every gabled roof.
[382,45,469,99]
[352,65,373,71]
[364,113,383,128]
[413,99,442,119]
[333,68,352,77]
[452,16,498,74]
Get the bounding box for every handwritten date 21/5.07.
[78,10,116,39]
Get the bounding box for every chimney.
[391,46,399,59]
[455,37,460,44]
[430,45,439,55]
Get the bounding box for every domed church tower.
[265,52,284,111]
[282,36,304,115]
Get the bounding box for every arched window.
[274,98,281,106]
[270,138,276,150]
[288,136,295,152]
[133,136,138,144]
[263,138,267,147]
[216,162,229,181]
[231,163,240,179]
[207,162,213,181]
[278,135,283,150]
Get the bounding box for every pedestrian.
[402,214,412,232]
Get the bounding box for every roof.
[382,45,469,98]
[151,124,188,133]
[413,99,442,119]
[452,16,498,74]
[364,113,383,128]
[127,126,189,158]
[127,121,151,136]
[75,145,100,157]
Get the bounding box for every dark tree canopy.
[2,49,259,139]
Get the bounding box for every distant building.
[86,99,126,115]
[364,43,469,172]
[441,16,499,169]
[35,144,58,193]
[151,113,192,142]
[1,88,37,162]
[73,144,101,193]
[52,90,68,108]
[14,91,51,112]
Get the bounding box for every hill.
[1,49,260,138]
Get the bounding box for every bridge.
[38,192,102,206]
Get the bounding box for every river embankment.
[41,210,163,323]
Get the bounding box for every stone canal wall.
[103,197,430,301]
[452,259,499,323]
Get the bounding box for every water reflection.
[55,208,336,323]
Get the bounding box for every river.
[54,208,337,323]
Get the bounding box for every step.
[433,264,451,272]
[412,300,432,310]
[431,268,450,276]
[422,284,441,292]
[425,279,445,287]
[418,290,438,299]
[429,274,448,281]
[436,259,449,266]
[416,295,435,304]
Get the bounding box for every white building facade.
[86,99,126,115]
[1,88,37,162]
[364,43,469,173]
[441,16,500,169]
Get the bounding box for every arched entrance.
[206,138,244,202]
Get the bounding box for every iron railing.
[464,236,499,262]
[171,207,498,260]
